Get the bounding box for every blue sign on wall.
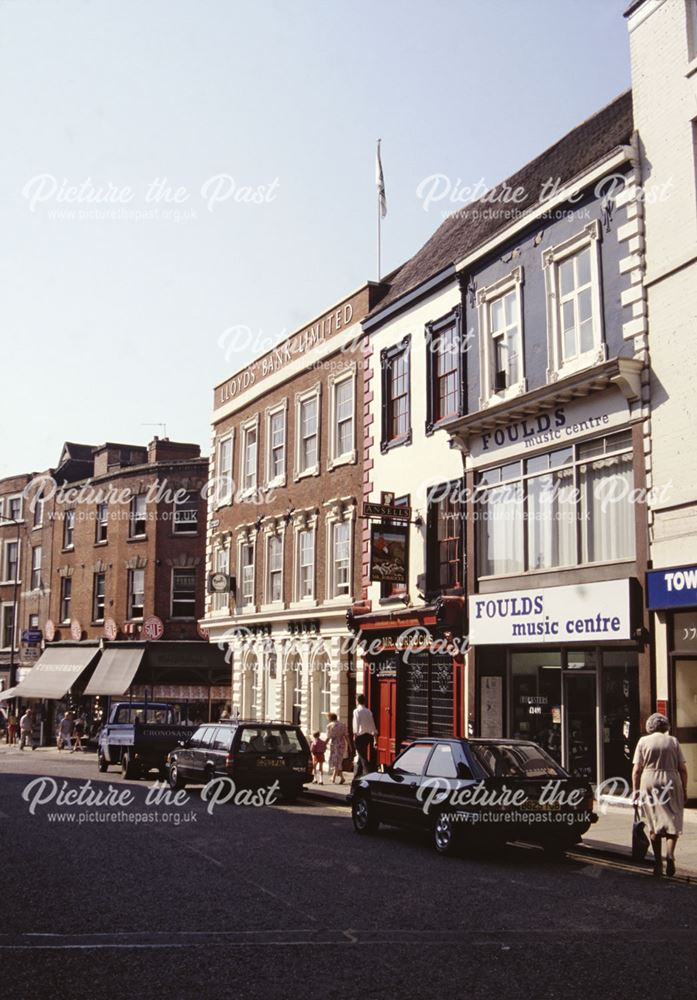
[647,565,697,610]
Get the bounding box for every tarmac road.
[1,747,695,1000]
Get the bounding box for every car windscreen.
[113,706,175,724]
[470,743,561,779]
[238,727,304,754]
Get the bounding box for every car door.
[375,743,434,827]
[176,726,204,778]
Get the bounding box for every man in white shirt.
[19,709,34,750]
[352,694,377,777]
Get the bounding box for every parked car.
[350,737,597,856]
[167,720,313,803]
[98,701,196,779]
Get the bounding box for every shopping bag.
[631,803,650,861]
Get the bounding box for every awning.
[0,686,20,701]
[11,646,100,700]
[83,647,145,696]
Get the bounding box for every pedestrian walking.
[325,712,348,784]
[7,711,18,745]
[310,731,327,784]
[632,712,688,878]
[71,713,86,752]
[19,708,34,750]
[352,694,377,778]
[56,711,74,751]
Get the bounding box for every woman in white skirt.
[632,712,688,877]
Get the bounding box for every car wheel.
[97,752,109,773]
[121,752,139,780]
[169,764,186,790]
[433,810,459,855]
[352,793,379,834]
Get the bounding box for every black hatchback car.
[167,721,313,803]
[351,737,596,856]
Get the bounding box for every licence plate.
[257,757,285,767]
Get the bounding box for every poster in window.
[370,523,408,584]
[480,676,503,738]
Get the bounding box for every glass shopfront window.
[479,646,639,783]
[477,431,635,578]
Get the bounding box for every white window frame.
[93,572,106,623]
[172,491,198,535]
[32,494,44,529]
[324,499,355,603]
[543,219,605,382]
[215,431,235,508]
[265,400,288,489]
[1,602,16,651]
[30,545,42,591]
[129,495,147,539]
[59,576,72,623]
[2,539,21,584]
[96,502,109,543]
[127,568,145,621]
[171,567,197,620]
[294,383,321,482]
[236,527,257,612]
[328,364,357,470]
[6,494,23,524]
[239,416,259,498]
[211,543,230,615]
[476,266,526,407]
[63,508,75,549]
[290,509,318,608]
[262,522,285,610]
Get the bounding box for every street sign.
[21,628,43,645]
[208,572,231,593]
[362,501,412,521]
[143,616,164,641]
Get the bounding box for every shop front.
[471,579,645,784]
[352,602,465,766]
[647,564,697,799]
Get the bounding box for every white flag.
[376,139,387,219]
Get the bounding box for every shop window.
[510,652,562,762]
[477,431,635,578]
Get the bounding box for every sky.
[0,0,631,477]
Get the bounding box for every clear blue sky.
[0,0,630,477]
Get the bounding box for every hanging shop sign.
[647,565,697,610]
[369,523,408,584]
[468,579,632,645]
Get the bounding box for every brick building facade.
[202,283,387,737]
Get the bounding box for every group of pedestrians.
[308,694,379,784]
[56,711,87,752]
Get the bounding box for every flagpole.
[376,137,386,281]
[377,138,382,280]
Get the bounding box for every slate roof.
[371,90,633,318]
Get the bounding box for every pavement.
[1,747,697,1000]
[303,772,697,880]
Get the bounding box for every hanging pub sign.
[370,523,408,584]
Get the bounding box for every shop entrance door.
[375,677,396,765]
[564,672,597,781]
